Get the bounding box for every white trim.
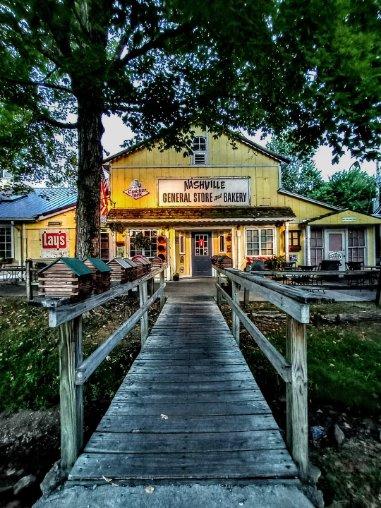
[108,216,294,225]
[244,226,276,257]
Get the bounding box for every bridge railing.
[42,266,166,473]
[215,267,333,479]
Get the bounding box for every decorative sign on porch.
[158,177,250,207]
[124,179,150,200]
[40,229,69,258]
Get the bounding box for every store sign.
[41,230,69,258]
[158,178,250,207]
[342,217,357,222]
[124,179,149,200]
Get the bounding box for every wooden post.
[159,270,165,310]
[25,259,33,301]
[375,269,381,307]
[231,280,240,344]
[59,316,83,473]
[216,272,222,305]
[243,288,250,308]
[286,316,308,479]
[139,281,149,344]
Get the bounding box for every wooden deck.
[69,299,298,483]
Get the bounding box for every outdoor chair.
[316,259,341,284]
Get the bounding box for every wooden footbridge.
[40,267,332,504]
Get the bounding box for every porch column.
[305,225,311,265]
[231,227,237,268]
[236,227,242,269]
[285,222,290,262]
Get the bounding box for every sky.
[102,115,377,180]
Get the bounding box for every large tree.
[310,164,377,213]
[266,136,323,195]
[0,1,380,256]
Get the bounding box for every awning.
[107,207,295,227]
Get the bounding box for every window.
[289,230,301,252]
[348,228,366,263]
[129,230,158,258]
[0,225,12,259]
[100,231,110,261]
[191,136,207,165]
[219,234,225,253]
[246,228,275,256]
[194,234,209,256]
[179,234,185,255]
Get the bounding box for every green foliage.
[267,135,323,195]
[310,165,377,213]
[234,303,381,414]
[0,296,147,412]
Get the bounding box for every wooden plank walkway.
[69,299,298,483]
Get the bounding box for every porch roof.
[107,206,295,226]
[302,209,381,226]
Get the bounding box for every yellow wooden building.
[104,130,381,277]
[0,188,77,265]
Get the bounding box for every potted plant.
[173,273,180,281]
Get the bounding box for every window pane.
[130,230,158,258]
[0,225,12,259]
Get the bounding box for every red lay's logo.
[42,231,68,250]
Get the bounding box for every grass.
[234,302,381,415]
[0,295,156,413]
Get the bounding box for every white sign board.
[40,229,69,258]
[158,178,250,207]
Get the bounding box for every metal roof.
[86,257,111,273]
[39,257,92,277]
[0,188,77,221]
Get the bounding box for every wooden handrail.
[76,285,164,385]
[215,266,311,479]
[217,283,291,382]
[45,267,163,327]
[45,266,166,473]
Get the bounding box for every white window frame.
[245,227,276,257]
[129,229,159,258]
[179,233,185,255]
[191,136,208,166]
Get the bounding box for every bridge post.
[243,288,250,308]
[231,280,240,344]
[286,316,308,479]
[139,281,149,344]
[160,270,165,309]
[216,272,222,305]
[59,316,83,473]
[25,259,33,301]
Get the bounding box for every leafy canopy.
[310,164,377,213]
[0,0,380,184]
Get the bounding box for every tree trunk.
[75,102,104,258]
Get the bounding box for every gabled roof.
[0,188,77,221]
[302,209,381,225]
[103,132,289,164]
[85,257,111,273]
[278,189,342,211]
[39,257,91,277]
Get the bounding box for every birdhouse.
[131,255,151,275]
[84,257,111,294]
[122,258,140,281]
[107,258,131,284]
[38,257,93,300]
[151,256,163,269]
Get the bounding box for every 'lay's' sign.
[41,230,69,257]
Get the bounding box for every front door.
[326,230,346,269]
[192,232,212,277]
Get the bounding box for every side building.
[104,130,381,277]
[0,188,77,265]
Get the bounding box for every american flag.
[100,169,111,219]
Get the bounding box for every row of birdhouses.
[38,254,163,300]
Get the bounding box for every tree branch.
[115,23,193,68]
[38,113,78,129]
[2,77,73,94]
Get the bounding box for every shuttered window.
[192,136,207,165]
